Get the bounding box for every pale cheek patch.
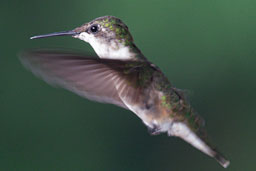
[75,32,94,43]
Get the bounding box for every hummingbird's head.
[74,16,133,46]
[73,16,136,59]
[31,16,142,60]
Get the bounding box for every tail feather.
[168,122,230,168]
[213,151,230,168]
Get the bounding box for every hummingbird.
[20,16,230,168]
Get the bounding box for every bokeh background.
[1,0,255,170]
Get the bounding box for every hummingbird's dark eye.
[90,25,99,33]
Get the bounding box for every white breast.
[90,40,133,60]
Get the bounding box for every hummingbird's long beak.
[30,30,79,40]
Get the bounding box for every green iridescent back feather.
[152,69,205,132]
[120,61,206,133]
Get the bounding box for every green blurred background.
[1,0,255,170]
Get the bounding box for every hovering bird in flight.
[20,16,230,168]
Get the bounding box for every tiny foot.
[147,126,161,135]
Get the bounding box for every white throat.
[75,32,136,60]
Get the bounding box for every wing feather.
[19,49,154,110]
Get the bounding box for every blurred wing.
[19,49,149,109]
